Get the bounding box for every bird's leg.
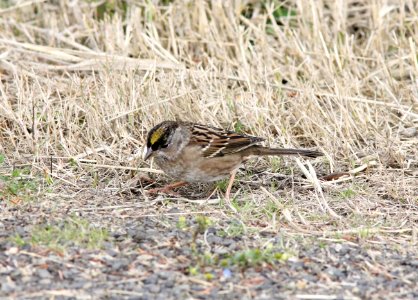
[225,170,238,213]
[225,170,236,200]
[146,181,188,196]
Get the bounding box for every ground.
[0,1,417,299]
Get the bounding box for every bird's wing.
[189,123,263,158]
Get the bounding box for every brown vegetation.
[0,0,417,283]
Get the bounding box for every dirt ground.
[1,1,417,299]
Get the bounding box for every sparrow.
[143,120,323,201]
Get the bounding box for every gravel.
[0,200,417,300]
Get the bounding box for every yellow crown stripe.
[150,127,164,145]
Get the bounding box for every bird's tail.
[249,146,323,158]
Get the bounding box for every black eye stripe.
[150,132,170,150]
[151,143,159,151]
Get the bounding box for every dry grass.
[0,0,417,249]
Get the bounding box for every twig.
[0,0,46,15]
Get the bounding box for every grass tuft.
[27,217,109,252]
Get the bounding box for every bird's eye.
[159,135,170,148]
[151,143,160,151]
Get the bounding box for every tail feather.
[248,146,323,158]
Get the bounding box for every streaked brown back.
[189,123,263,158]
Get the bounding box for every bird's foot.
[146,181,187,197]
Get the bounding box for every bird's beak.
[143,146,153,161]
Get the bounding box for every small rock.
[220,238,234,247]
[111,258,129,271]
[5,247,18,255]
[144,274,158,285]
[148,284,160,293]
[334,243,342,252]
[156,293,170,300]
[1,283,16,293]
[10,269,21,279]
[191,284,205,291]
[72,280,87,289]
[39,278,52,286]
[176,284,190,291]
[103,243,116,252]
[409,260,418,267]
[158,271,174,280]
[206,234,223,244]
[164,280,175,288]
[214,247,229,255]
[37,269,52,279]
[21,276,32,283]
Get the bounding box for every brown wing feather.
[189,124,264,158]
